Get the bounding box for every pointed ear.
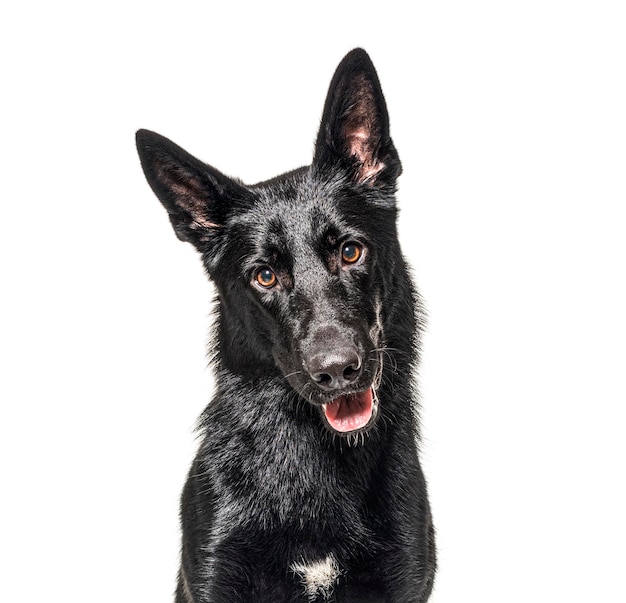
[136,129,249,248]
[314,48,401,186]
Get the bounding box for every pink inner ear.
[345,128,386,182]
[170,181,220,229]
[342,75,386,183]
[159,165,221,229]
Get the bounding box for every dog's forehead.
[242,172,344,251]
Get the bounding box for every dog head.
[136,49,406,436]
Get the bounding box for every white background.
[1,1,625,601]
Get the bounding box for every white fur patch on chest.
[291,554,342,600]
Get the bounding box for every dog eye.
[341,243,363,265]
[255,267,278,288]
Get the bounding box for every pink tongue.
[323,389,374,433]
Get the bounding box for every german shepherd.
[136,48,435,602]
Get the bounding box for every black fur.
[136,48,436,602]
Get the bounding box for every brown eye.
[255,267,277,288]
[341,242,363,265]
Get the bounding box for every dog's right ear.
[136,129,248,249]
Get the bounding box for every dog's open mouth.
[321,388,376,434]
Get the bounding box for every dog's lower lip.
[321,388,375,433]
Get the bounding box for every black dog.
[136,48,435,602]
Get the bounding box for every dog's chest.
[207,481,375,600]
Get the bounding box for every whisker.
[282,370,304,381]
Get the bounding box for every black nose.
[308,347,362,392]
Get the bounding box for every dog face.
[228,170,398,435]
[136,49,403,436]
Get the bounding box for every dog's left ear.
[314,48,401,186]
